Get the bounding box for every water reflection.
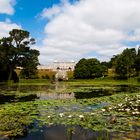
[16,125,140,140]
[0,83,67,92]
[16,125,111,140]
[37,92,75,100]
[0,93,37,104]
[0,83,140,140]
[0,83,139,93]
[0,84,140,103]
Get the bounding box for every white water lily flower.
[48,116,51,118]
[136,100,140,104]
[125,108,130,112]
[91,113,95,115]
[135,111,140,114]
[101,109,106,112]
[68,115,72,118]
[132,112,136,115]
[118,108,124,111]
[79,115,84,118]
[59,113,64,117]
[132,112,139,115]
[118,104,122,107]
[109,107,112,110]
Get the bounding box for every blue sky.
[0,0,62,44]
[0,0,140,65]
[1,0,77,44]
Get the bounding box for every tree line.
[0,29,39,82]
[1,29,140,81]
[74,47,140,79]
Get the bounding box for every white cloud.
[41,5,62,19]
[0,20,21,38]
[0,0,19,38]
[38,0,140,64]
[0,0,16,15]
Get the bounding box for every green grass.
[13,77,139,86]
[63,77,140,86]
[17,79,51,85]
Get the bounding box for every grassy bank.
[63,77,140,86]
[16,77,140,86]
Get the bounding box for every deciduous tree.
[0,29,39,81]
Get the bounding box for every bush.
[74,58,107,79]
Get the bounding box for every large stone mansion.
[37,61,76,71]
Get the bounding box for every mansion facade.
[52,61,76,71]
[37,61,76,71]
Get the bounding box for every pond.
[16,125,140,140]
[0,83,140,140]
[0,83,140,102]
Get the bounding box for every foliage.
[0,102,38,137]
[0,29,39,81]
[0,92,139,138]
[115,48,136,79]
[20,49,39,79]
[74,58,107,79]
[135,47,140,76]
[73,47,140,80]
[107,48,140,79]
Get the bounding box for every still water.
[0,84,140,102]
[16,125,140,140]
[0,83,140,140]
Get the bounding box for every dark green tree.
[74,58,90,79]
[135,47,140,76]
[20,49,39,79]
[115,55,128,79]
[0,29,39,81]
[115,48,136,79]
[108,55,119,69]
[74,58,105,79]
[100,62,108,77]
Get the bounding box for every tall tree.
[135,47,140,76]
[115,48,136,79]
[74,58,89,79]
[74,58,105,79]
[0,29,39,81]
[20,49,39,79]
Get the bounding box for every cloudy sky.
[0,0,140,65]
